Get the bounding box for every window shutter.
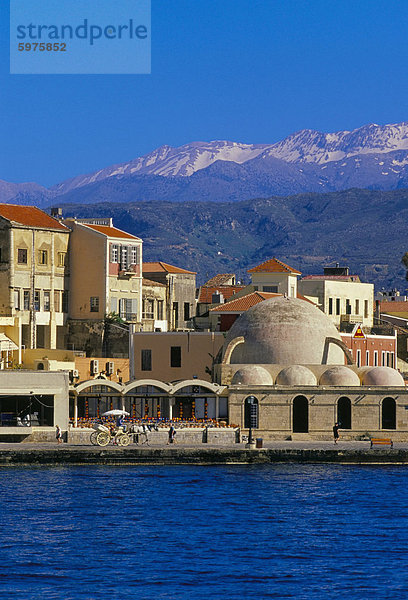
[110,297,117,313]
[132,298,138,317]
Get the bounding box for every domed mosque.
[214,296,407,440]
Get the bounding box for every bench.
[370,438,393,449]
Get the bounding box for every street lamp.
[246,395,258,447]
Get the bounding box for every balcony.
[340,314,364,324]
[119,312,139,323]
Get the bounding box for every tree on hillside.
[401,253,408,280]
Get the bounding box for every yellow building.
[0,204,70,360]
[62,217,143,355]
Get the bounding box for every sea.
[0,464,406,600]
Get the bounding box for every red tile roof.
[210,291,281,313]
[210,291,314,313]
[248,257,301,275]
[83,224,141,240]
[143,278,166,288]
[198,285,245,304]
[143,261,196,275]
[0,204,69,231]
[302,274,360,282]
[203,274,236,286]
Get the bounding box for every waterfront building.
[298,264,374,329]
[141,278,168,332]
[63,217,143,355]
[142,262,196,330]
[0,204,70,358]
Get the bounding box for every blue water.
[0,465,407,600]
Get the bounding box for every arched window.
[382,397,396,430]
[244,396,258,429]
[293,396,308,433]
[337,397,351,429]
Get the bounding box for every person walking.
[56,425,62,444]
[167,423,176,445]
[333,422,340,444]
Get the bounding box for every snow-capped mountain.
[49,121,408,197]
[5,120,408,206]
[51,141,271,195]
[264,122,408,164]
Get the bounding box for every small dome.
[276,365,317,386]
[231,365,273,386]
[362,367,405,387]
[225,297,344,365]
[320,366,361,387]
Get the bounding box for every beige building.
[0,204,70,357]
[299,266,374,328]
[64,218,143,324]
[247,258,301,297]
[131,331,224,382]
[142,262,196,330]
[142,278,167,332]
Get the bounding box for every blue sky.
[1,0,408,187]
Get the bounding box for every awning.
[0,333,18,351]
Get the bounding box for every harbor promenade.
[0,440,407,465]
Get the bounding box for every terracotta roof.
[210,291,314,313]
[379,301,408,313]
[198,285,245,304]
[248,257,301,275]
[203,274,236,286]
[302,274,360,282]
[143,261,196,275]
[83,224,141,240]
[143,278,166,288]
[0,204,69,231]
[210,291,281,313]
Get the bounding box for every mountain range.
[4,121,408,206]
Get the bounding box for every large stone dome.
[225,296,345,365]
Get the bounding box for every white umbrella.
[102,409,130,416]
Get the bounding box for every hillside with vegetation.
[59,188,408,289]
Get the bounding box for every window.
[54,291,61,312]
[23,290,30,311]
[336,298,340,315]
[120,246,128,270]
[184,302,190,322]
[111,245,119,263]
[14,289,20,310]
[328,298,333,315]
[374,350,378,366]
[131,246,138,265]
[157,300,164,320]
[58,252,67,267]
[263,286,278,293]
[382,351,386,366]
[173,302,179,327]
[90,296,99,313]
[38,250,48,265]
[141,349,152,371]
[171,346,181,367]
[356,349,361,367]
[44,291,50,312]
[34,290,40,312]
[346,299,351,315]
[366,350,370,366]
[18,248,27,264]
[142,299,154,319]
[62,291,69,313]
[355,299,360,315]
[364,300,369,318]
